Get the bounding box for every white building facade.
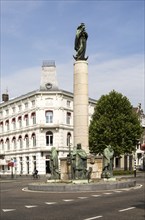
[0,89,96,175]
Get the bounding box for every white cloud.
[1,54,144,110]
[89,54,144,108]
[1,66,40,98]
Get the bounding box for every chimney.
[2,93,9,102]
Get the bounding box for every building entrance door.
[45,160,51,174]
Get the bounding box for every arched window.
[24,134,29,148]
[0,121,4,132]
[5,120,9,131]
[45,111,53,123]
[18,116,22,128]
[0,139,4,150]
[18,135,23,148]
[12,118,16,129]
[46,131,53,146]
[67,132,71,146]
[6,138,10,150]
[12,136,16,149]
[24,114,29,126]
[31,112,36,125]
[31,133,36,146]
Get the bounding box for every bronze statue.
[102,145,114,178]
[73,23,88,61]
[71,143,87,179]
[50,147,60,179]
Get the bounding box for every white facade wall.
[0,90,96,175]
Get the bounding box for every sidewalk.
[0,174,47,182]
[0,171,144,183]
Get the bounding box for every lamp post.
[68,134,73,180]
[133,153,136,177]
[69,143,73,179]
[134,140,140,177]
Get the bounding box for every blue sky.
[1,0,144,110]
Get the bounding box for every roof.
[0,89,97,107]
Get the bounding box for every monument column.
[73,60,89,153]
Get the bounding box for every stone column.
[73,60,89,153]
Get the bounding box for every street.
[0,174,145,220]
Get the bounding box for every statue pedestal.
[87,155,102,179]
[73,61,89,153]
[59,155,103,180]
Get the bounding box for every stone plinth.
[60,156,103,180]
[87,155,103,179]
[60,158,70,180]
[73,61,89,153]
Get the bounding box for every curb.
[28,179,136,192]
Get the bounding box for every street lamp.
[134,140,140,177]
[67,134,73,180]
[133,153,137,177]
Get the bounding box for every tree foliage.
[89,90,143,156]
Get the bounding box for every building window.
[6,109,9,115]
[12,118,16,130]
[20,157,23,174]
[33,156,36,170]
[0,139,4,150]
[24,114,29,126]
[67,100,71,107]
[24,134,29,148]
[32,133,36,146]
[18,105,22,111]
[25,102,28,109]
[31,112,36,125]
[0,122,4,132]
[12,137,16,149]
[45,111,53,123]
[6,138,10,150]
[66,112,71,125]
[26,156,29,174]
[46,131,53,146]
[12,107,16,113]
[18,135,23,149]
[67,132,71,146]
[18,116,22,128]
[5,120,9,131]
[31,100,35,107]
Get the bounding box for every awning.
[8,162,14,167]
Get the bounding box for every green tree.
[89,90,143,156]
